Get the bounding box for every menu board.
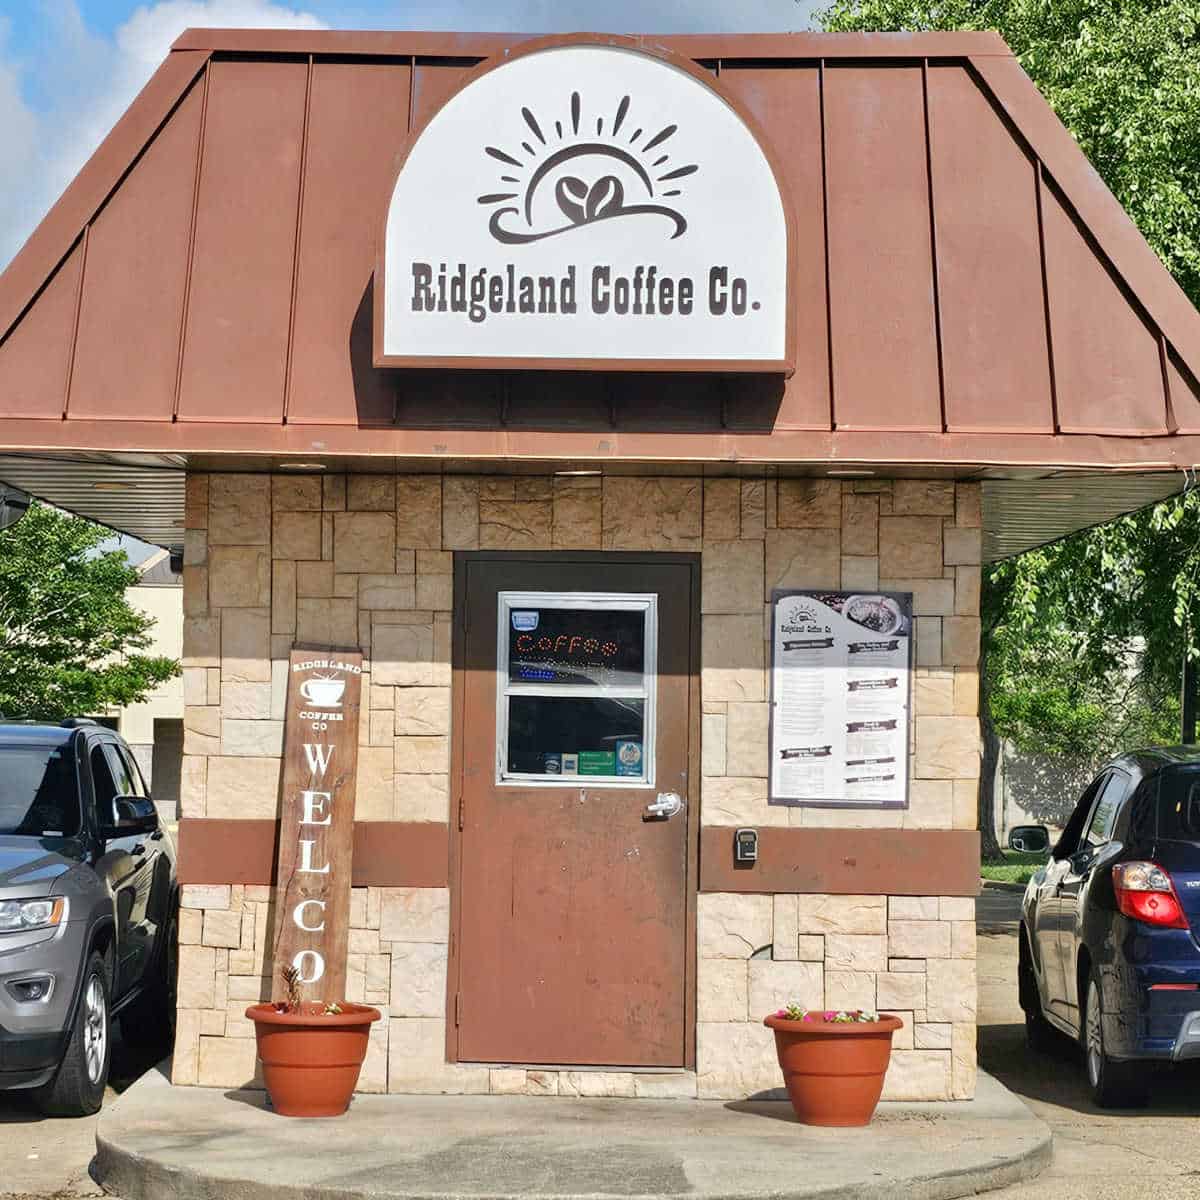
[768,590,912,808]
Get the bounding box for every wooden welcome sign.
[270,649,363,1003]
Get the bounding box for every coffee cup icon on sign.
[300,676,345,708]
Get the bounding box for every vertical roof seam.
[61,226,90,419]
[1033,162,1061,435]
[920,58,948,434]
[282,55,316,426]
[1159,334,1178,434]
[172,59,212,421]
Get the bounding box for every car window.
[1085,770,1128,847]
[102,743,137,798]
[113,744,148,798]
[0,741,80,837]
[1154,768,1200,842]
[1055,773,1108,858]
[90,743,120,824]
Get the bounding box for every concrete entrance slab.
[95,1067,1050,1200]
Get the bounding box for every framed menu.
[768,589,913,809]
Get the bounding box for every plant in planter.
[763,1004,903,1127]
[245,966,381,1118]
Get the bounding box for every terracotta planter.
[763,1014,903,1127]
[246,1002,381,1118]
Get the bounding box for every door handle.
[644,793,682,820]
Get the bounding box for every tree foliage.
[822,0,1200,849]
[0,503,179,719]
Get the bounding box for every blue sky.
[0,1,824,271]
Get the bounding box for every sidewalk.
[95,1067,1050,1200]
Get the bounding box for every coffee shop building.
[2,27,1200,1102]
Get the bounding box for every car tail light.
[1113,862,1190,929]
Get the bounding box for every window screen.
[497,592,656,784]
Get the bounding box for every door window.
[496,592,657,785]
[1054,773,1107,858]
[1085,771,1128,848]
[90,744,120,825]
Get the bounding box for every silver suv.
[0,720,177,1115]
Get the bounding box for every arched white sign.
[378,42,791,371]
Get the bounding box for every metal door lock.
[644,792,683,820]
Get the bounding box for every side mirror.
[100,795,158,840]
[1009,824,1051,854]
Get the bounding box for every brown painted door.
[455,554,697,1067]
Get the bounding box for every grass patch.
[980,850,1047,885]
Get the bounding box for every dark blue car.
[1021,748,1200,1107]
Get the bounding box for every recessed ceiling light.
[826,469,875,478]
[278,462,327,471]
[554,469,601,476]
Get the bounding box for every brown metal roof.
[2,29,1200,473]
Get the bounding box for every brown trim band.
[699,827,980,896]
[176,819,449,887]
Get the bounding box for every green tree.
[823,0,1200,854]
[0,502,179,719]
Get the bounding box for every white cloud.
[0,1,325,271]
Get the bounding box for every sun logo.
[477,91,699,245]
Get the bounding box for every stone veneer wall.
[175,472,980,1100]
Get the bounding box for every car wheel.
[1084,970,1148,1108]
[34,950,110,1117]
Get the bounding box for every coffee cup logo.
[300,676,345,708]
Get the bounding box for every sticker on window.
[511,611,539,631]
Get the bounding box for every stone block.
[393,736,449,775]
[602,478,702,551]
[915,716,980,780]
[915,1022,952,1050]
[888,920,952,959]
[880,1050,951,1101]
[179,908,203,945]
[725,702,768,777]
[696,1022,781,1099]
[777,479,841,528]
[220,719,283,757]
[940,897,975,922]
[272,474,322,512]
[272,511,322,561]
[795,894,886,935]
[876,971,927,1011]
[942,615,981,672]
[884,1013,914,1049]
[560,1072,636,1098]
[824,934,887,973]
[697,893,773,959]
[703,479,742,541]
[701,776,785,827]
[903,780,955,831]
[952,1022,977,1098]
[701,614,764,702]
[889,896,940,920]
[380,888,450,943]
[479,501,552,550]
[796,935,825,961]
[208,474,270,545]
[633,1073,698,1099]
[701,711,727,777]
[394,773,450,822]
[359,575,417,611]
[172,1010,202,1085]
[197,1035,261,1089]
[823,970,876,1011]
[209,547,271,609]
[387,1018,489,1093]
[772,894,799,961]
[296,597,358,648]
[354,746,394,821]
[179,756,207,817]
[878,577,955,617]
[442,478,479,549]
[952,922,977,959]
[841,492,879,555]
[702,540,764,615]
[840,556,879,590]
[765,528,840,592]
[879,516,943,579]
[182,884,230,909]
[182,566,208,616]
[358,1005,390,1094]
[953,670,979,716]
[334,511,395,575]
[271,560,296,636]
[891,481,955,517]
[220,607,271,682]
[952,779,977,829]
[915,617,942,667]
[526,1070,559,1096]
[391,477,441,549]
[914,671,954,717]
[416,570,452,612]
[389,943,448,1017]
[184,706,220,756]
[184,473,209,530]
[345,475,393,512]
[296,561,334,598]
[394,687,450,736]
[697,959,748,1022]
[184,528,207,567]
[177,944,216,1008]
[943,526,982,566]
[954,566,981,616]
[489,1068,527,1095]
[372,623,435,687]
[955,483,982,528]
[552,477,602,549]
[749,959,824,1016]
[205,756,281,819]
[202,910,243,949]
[184,613,220,667]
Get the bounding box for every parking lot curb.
[95,1068,1052,1200]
